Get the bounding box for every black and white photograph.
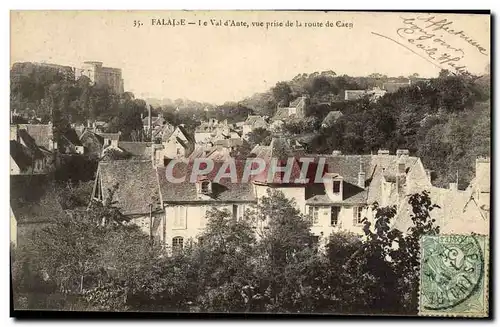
[9,10,491,317]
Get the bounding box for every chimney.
[358,159,365,188]
[378,149,390,155]
[396,149,410,157]
[332,150,342,156]
[449,182,458,191]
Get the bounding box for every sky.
[11,11,490,104]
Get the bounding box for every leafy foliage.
[13,189,441,313]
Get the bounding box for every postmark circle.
[421,235,484,310]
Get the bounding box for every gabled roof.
[344,90,369,101]
[80,129,104,145]
[18,129,44,159]
[97,132,120,141]
[188,145,233,162]
[10,140,33,171]
[17,124,53,149]
[213,138,243,148]
[118,141,152,159]
[272,108,291,121]
[177,125,196,144]
[10,174,65,223]
[244,115,267,126]
[382,81,411,93]
[321,111,343,126]
[156,161,256,203]
[62,128,83,147]
[305,181,368,205]
[97,160,160,215]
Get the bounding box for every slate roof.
[62,128,83,147]
[272,108,292,121]
[156,161,256,203]
[17,124,53,149]
[382,82,411,93]
[10,140,33,172]
[17,129,44,159]
[188,145,233,162]
[321,111,343,127]
[10,174,65,223]
[344,90,368,101]
[305,181,368,205]
[244,115,268,128]
[97,160,160,215]
[118,142,152,159]
[97,133,120,141]
[289,97,303,107]
[213,138,243,148]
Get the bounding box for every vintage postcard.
[10,10,491,317]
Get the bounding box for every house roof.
[188,145,233,162]
[122,143,151,158]
[10,140,33,171]
[62,128,83,147]
[382,82,411,93]
[272,108,291,121]
[213,138,243,148]
[17,129,44,159]
[305,181,368,205]
[10,174,65,223]
[321,111,343,126]
[244,115,267,127]
[80,129,104,145]
[153,123,175,141]
[97,132,120,141]
[156,161,256,203]
[118,142,152,159]
[250,138,306,185]
[98,160,160,215]
[17,124,53,149]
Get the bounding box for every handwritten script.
[373,14,488,75]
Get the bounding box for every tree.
[248,189,320,313]
[271,81,292,106]
[193,208,258,312]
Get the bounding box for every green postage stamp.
[419,234,489,317]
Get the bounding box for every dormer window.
[333,180,341,193]
[201,180,211,194]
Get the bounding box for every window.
[201,181,211,194]
[172,236,184,253]
[173,206,187,229]
[232,204,238,221]
[331,206,340,226]
[353,206,364,226]
[308,206,320,225]
[333,180,341,193]
[176,147,181,155]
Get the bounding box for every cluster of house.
[91,137,489,252]
[343,79,414,101]
[10,110,490,252]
